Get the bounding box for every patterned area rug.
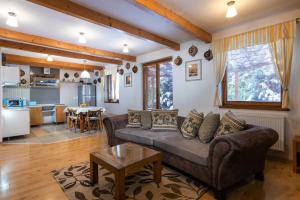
[52,161,208,200]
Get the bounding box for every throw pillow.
[127,110,142,128]
[181,110,204,139]
[151,109,178,131]
[141,110,152,129]
[216,111,246,136]
[198,112,220,143]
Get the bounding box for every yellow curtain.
[212,20,296,107]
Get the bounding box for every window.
[222,44,282,109]
[143,57,173,110]
[104,73,119,103]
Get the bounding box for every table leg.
[115,169,125,200]
[153,159,162,186]
[80,113,84,133]
[90,159,98,185]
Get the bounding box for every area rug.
[52,161,208,200]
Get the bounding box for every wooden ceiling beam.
[0,28,135,61]
[0,39,122,65]
[28,0,180,50]
[3,54,100,71]
[132,0,212,43]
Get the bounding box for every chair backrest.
[87,109,102,119]
[80,103,88,107]
[68,108,77,116]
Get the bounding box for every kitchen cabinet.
[29,107,43,126]
[2,108,30,137]
[55,105,66,123]
[2,66,20,84]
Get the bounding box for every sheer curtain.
[212,20,296,108]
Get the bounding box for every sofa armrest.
[208,126,278,190]
[103,114,128,146]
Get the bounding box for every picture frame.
[124,72,132,87]
[185,59,202,81]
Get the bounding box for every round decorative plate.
[74,72,79,78]
[204,49,213,61]
[119,68,124,75]
[132,65,138,73]
[94,71,100,77]
[188,45,198,57]
[174,56,183,66]
[20,69,25,77]
[20,79,27,85]
[125,63,130,70]
[93,79,97,84]
[64,73,69,78]
[97,78,101,83]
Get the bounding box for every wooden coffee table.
[90,142,162,200]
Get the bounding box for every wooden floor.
[0,128,300,200]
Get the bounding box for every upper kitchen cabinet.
[2,66,20,85]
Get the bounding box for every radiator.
[235,113,285,151]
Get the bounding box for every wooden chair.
[80,103,88,107]
[86,109,103,133]
[67,108,79,132]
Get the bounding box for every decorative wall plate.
[20,79,27,85]
[125,63,130,70]
[119,68,124,75]
[74,72,79,78]
[94,71,100,77]
[174,56,183,66]
[93,79,97,84]
[97,78,101,83]
[20,69,25,77]
[132,65,138,73]
[188,45,198,57]
[64,73,69,78]
[204,49,213,61]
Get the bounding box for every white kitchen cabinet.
[2,66,20,84]
[2,108,30,138]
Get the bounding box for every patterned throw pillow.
[198,112,220,143]
[181,110,204,139]
[216,111,246,136]
[127,110,142,128]
[151,109,178,131]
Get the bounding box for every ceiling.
[158,0,300,33]
[0,0,299,64]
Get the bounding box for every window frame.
[142,56,172,110]
[221,70,286,111]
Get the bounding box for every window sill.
[104,100,119,104]
[219,105,290,111]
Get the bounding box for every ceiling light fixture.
[78,32,86,44]
[226,1,238,18]
[47,55,54,62]
[80,60,91,79]
[123,44,129,53]
[6,12,18,27]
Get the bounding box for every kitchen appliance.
[78,84,96,106]
[32,77,59,88]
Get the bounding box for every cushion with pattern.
[181,109,204,139]
[216,111,246,136]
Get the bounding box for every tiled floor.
[3,124,100,144]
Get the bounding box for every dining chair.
[80,103,88,107]
[67,108,79,132]
[86,109,103,133]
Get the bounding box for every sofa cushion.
[216,111,246,137]
[141,111,152,129]
[198,112,220,143]
[154,134,210,166]
[151,109,178,131]
[115,128,178,146]
[127,110,142,128]
[181,110,204,139]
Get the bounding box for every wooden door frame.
[142,57,172,110]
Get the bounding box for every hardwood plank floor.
[0,128,300,200]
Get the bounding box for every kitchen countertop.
[28,104,65,107]
[2,107,29,111]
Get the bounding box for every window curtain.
[111,68,118,101]
[212,20,296,107]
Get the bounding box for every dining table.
[64,106,105,133]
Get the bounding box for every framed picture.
[124,72,132,87]
[185,59,202,81]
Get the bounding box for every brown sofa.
[103,114,278,200]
